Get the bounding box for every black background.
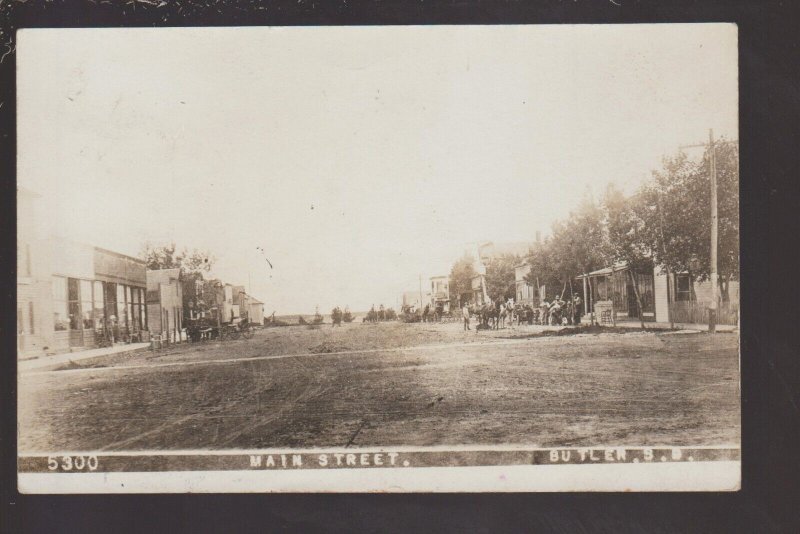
[1,1,798,532]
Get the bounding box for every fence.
[669,300,739,326]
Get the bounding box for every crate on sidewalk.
[594,300,616,326]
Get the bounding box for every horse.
[488,301,503,330]
[505,301,516,327]
[477,303,494,330]
[498,302,510,329]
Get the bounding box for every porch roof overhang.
[575,263,629,279]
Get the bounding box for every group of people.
[537,293,583,326]
[460,293,584,331]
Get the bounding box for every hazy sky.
[17,25,738,314]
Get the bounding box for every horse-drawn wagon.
[186,314,255,342]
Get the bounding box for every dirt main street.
[18,322,740,452]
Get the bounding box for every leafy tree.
[680,140,739,300]
[603,184,653,328]
[484,254,521,301]
[640,140,739,303]
[140,241,180,271]
[524,240,560,301]
[531,196,610,320]
[448,254,476,307]
[551,195,610,296]
[140,242,216,276]
[180,249,216,276]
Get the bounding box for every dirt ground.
[18,321,740,452]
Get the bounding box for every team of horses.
[474,301,514,330]
[473,298,576,330]
[338,299,578,329]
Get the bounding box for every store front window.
[140,288,147,330]
[126,285,135,331]
[52,276,68,331]
[131,288,141,330]
[116,284,127,330]
[67,278,81,330]
[93,281,104,329]
[80,279,93,329]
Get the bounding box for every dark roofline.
[94,246,146,265]
[146,267,182,277]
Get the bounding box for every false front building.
[18,188,148,357]
[429,276,450,314]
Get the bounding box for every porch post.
[582,276,588,315]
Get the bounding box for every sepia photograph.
[15,24,739,492]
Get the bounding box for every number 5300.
[47,455,98,471]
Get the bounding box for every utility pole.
[708,129,718,333]
[419,274,423,309]
[679,131,737,333]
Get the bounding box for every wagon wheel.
[228,329,241,340]
[218,327,228,341]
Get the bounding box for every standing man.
[462,302,471,331]
[573,293,583,325]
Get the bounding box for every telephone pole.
[679,129,734,333]
[708,129,719,333]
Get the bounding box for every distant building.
[458,241,536,307]
[230,285,265,324]
[477,241,535,265]
[514,263,540,306]
[429,276,450,314]
[470,274,490,306]
[401,290,430,310]
[223,284,241,323]
[246,296,265,325]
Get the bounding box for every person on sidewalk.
[462,303,471,331]
[573,293,583,325]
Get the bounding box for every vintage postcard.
[16,24,739,492]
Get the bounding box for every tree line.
[448,140,739,326]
